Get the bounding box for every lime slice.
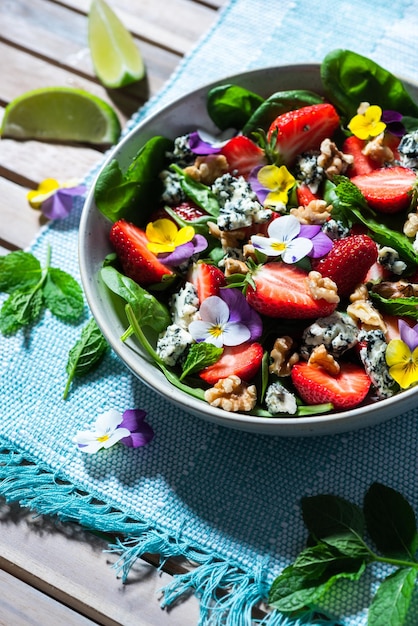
[1,87,121,145]
[88,0,145,89]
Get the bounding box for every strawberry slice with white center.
[267,103,340,166]
[246,263,337,319]
[291,361,371,410]
[199,342,263,385]
[351,166,416,214]
[220,135,266,177]
[109,219,174,286]
[187,261,226,303]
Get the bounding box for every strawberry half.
[343,134,401,178]
[267,103,340,166]
[296,183,319,206]
[149,201,208,224]
[109,219,174,286]
[220,135,266,178]
[350,166,416,214]
[246,263,337,319]
[199,342,263,385]
[311,234,378,297]
[291,361,371,410]
[187,261,226,303]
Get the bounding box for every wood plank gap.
[0,165,38,189]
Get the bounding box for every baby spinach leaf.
[94,135,173,224]
[0,250,41,292]
[180,343,223,380]
[170,164,220,216]
[63,318,108,399]
[206,84,264,130]
[369,292,418,320]
[243,89,324,134]
[367,567,418,626]
[301,493,365,540]
[321,49,418,122]
[43,268,84,322]
[364,482,418,558]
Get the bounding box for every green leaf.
[364,483,417,558]
[94,135,173,224]
[322,533,371,560]
[321,49,418,122]
[170,164,220,216]
[180,343,223,380]
[100,266,171,332]
[302,493,365,540]
[0,250,41,293]
[206,84,264,131]
[63,318,108,399]
[369,292,418,321]
[243,89,324,134]
[368,567,417,626]
[43,268,84,322]
[0,288,43,333]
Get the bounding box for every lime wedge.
[88,0,145,89]
[1,87,121,145]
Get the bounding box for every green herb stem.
[120,325,134,342]
[124,304,165,366]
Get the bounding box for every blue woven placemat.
[2,1,418,625]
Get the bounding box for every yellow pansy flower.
[348,104,386,140]
[27,178,80,209]
[257,164,296,208]
[145,218,195,254]
[386,338,418,389]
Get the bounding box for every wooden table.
[0,1,225,623]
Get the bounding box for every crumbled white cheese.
[398,131,418,170]
[321,219,351,241]
[159,169,186,204]
[211,173,271,230]
[294,152,324,193]
[265,381,298,415]
[170,282,200,330]
[358,329,395,399]
[300,312,359,359]
[378,246,407,275]
[166,134,194,165]
[156,324,193,366]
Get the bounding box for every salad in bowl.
[79,49,418,435]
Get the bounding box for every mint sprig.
[0,245,84,334]
[268,483,418,625]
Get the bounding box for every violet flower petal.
[248,166,269,204]
[399,320,418,351]
[220,288,263,341]
[299,224,321,239]
[158,235,207,267]
[382,110,406,137]
[119,409,147,431]
[308,231,334,258]
[41,185,86,220]
[188,131,222,155]
[120,422,155,448]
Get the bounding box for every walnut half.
[204,375,257,412]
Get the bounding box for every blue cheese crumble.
[358,329,395,399]
[170,282,199,331]
[378,246,407,275]
[159,169,186,205]
[294,152,324,193]
[156,324,193,366]
[166,134,194,165]
[211,173,272,230]
[398,131,418,170]
[322,219,351,241]
[265,381,298,415]
[300,312,359,359]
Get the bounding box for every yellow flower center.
[97,434,110,442]
[208,324,224,339]
[146,218,195,254]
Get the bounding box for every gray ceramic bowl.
[79,64,418,436]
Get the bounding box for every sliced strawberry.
[343,134,401,178]
[149,201,208,224]
[267,103,340,166]
[187,261,226,303]
[364,261,390,283]
[350,166,416,214]
[109,219,174,286]
[246,263,337,319]
[291,361,371,410]
[199,342,263,385]
[296,183,319,206]
[220,135,266,178]
[311,235,378,297]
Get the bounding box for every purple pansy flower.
[158,234,207,266]
[118,409,155,448]
[382,110,406,137]
[219,287,263,342]
[42,185,86,220]
[188,129,235,155]
[299,224,334,258]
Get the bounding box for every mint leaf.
[0,288,43,334]
[170,163,220,217]
[63,318,108,399]
[368,567,418,626]
[364,482,417,558]
[369,292,418,320]
[0,250,41,292]
[180,343,223,380]
[43,268,84,322]
[301,493,365,540]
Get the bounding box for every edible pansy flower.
[27,178,86,220]
[146,218,195,255]
[249,164,295,210]
[157,233,207,267]
[188,293,253,348]
[251,214,318,263]
[219,287,262,342]
[386,320,418,389]
[188,129,235,155]
[74,408,154,453]
[298,224,334,258]
[348,104,386,140]
[381,109,406,137]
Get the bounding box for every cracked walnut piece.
[290,199,332,225]
[362,132,395,166]
[184,154,229,185]
[317,138,354,177]
[403,212,418,238]
[204,375,257,412]
[306,271,340,303]
[347,300,387,333]
[308,344,340,375]
[269,336,299,376]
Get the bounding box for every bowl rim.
[79,63,418,436]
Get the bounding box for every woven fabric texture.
[2,1,418,624]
